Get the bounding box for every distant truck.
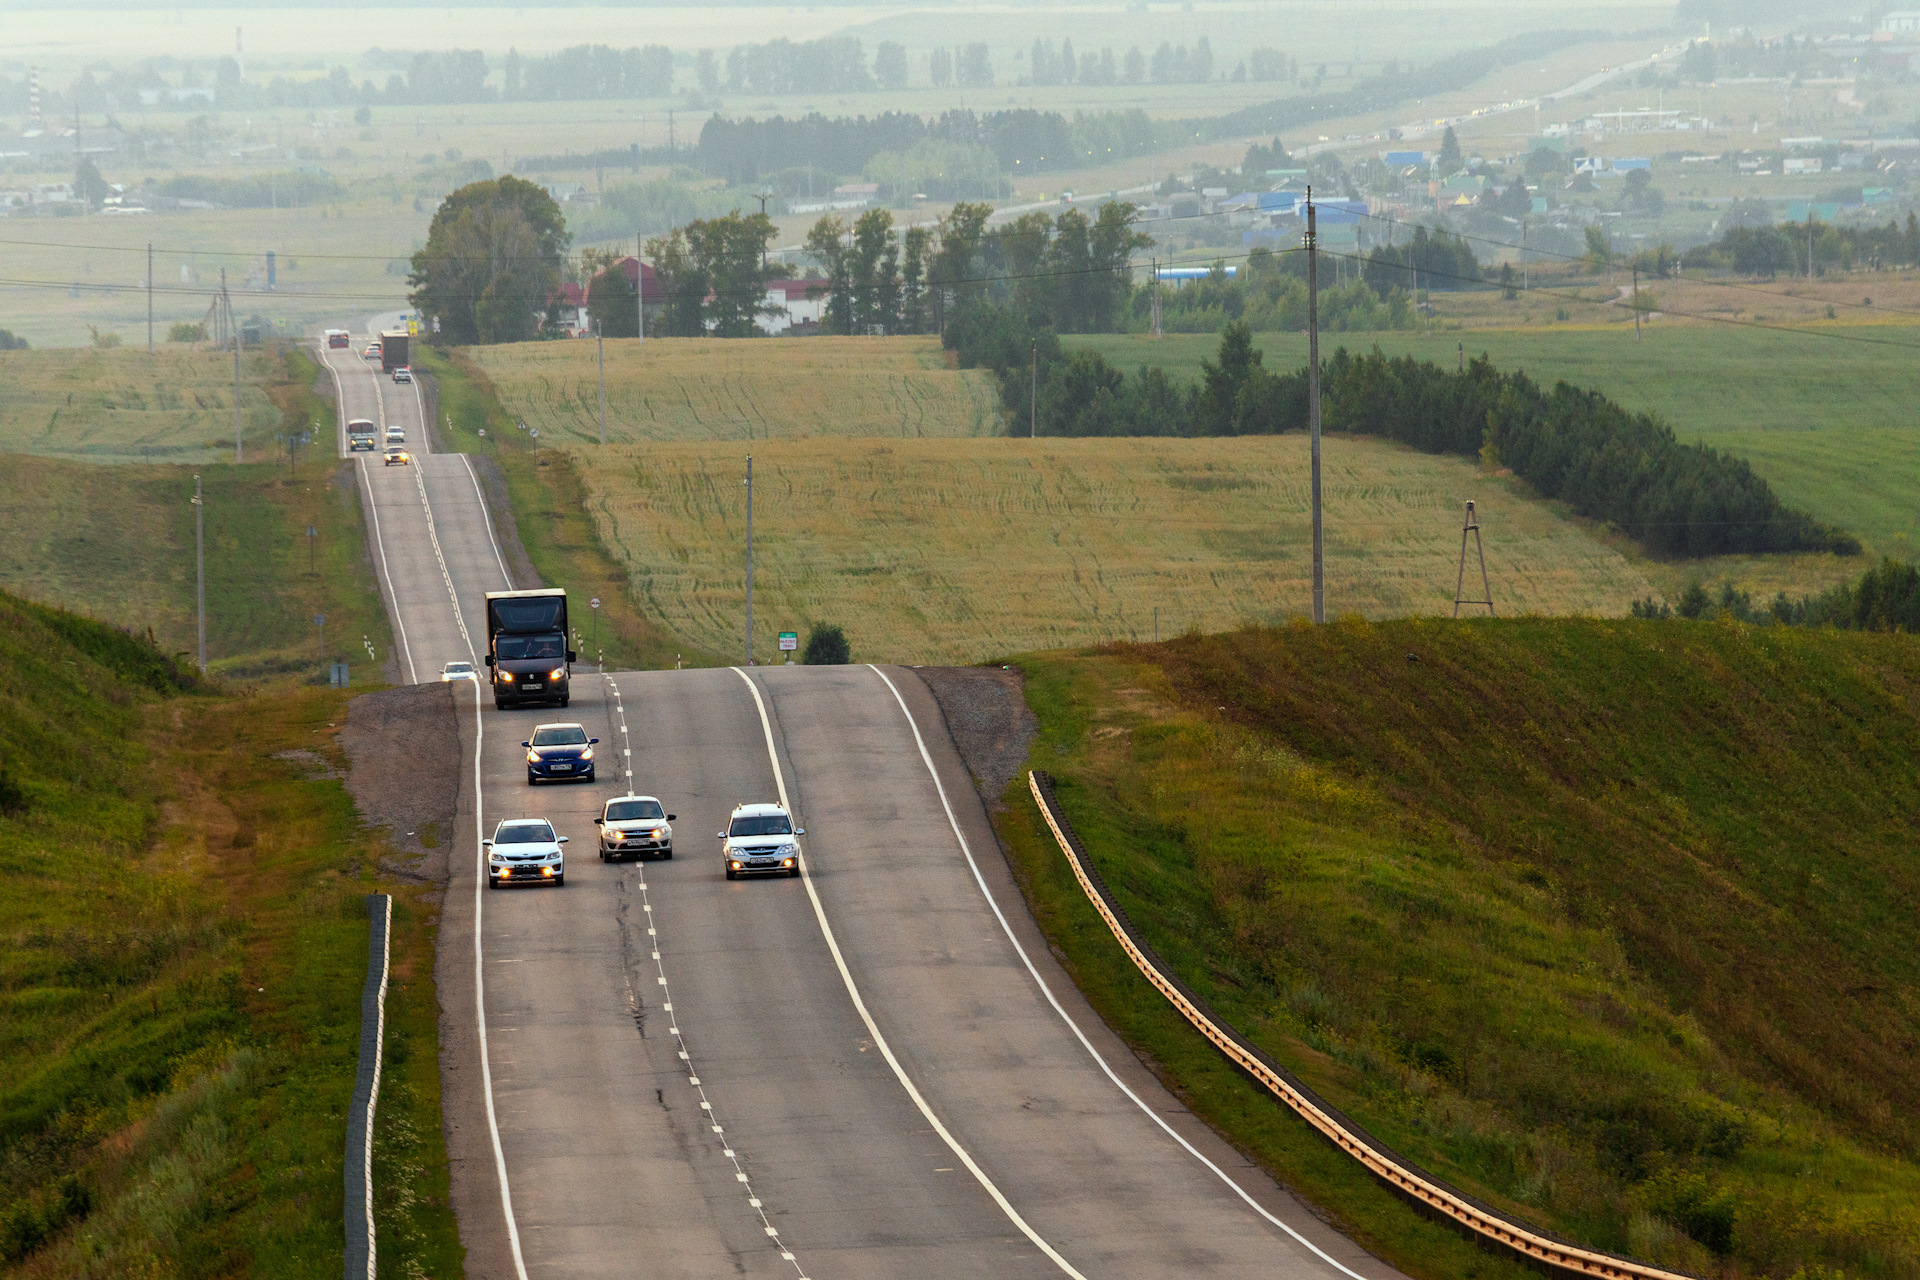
[485,588,573,709]
[379,330,409,373]
[347,419,378,451]
[325,327,351,349]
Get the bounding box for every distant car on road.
[326,327,351,349]
[720,802,802,879]
[364,342,381,361]
[384,426,405,444]
[347,419,377,451]
[392,366,413,384]
[441,660,475,682]
[383,445,410,466]
[524,722,597,784]
[484,817,567,889]
[596,795,675,862]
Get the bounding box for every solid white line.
[729,667,1089,1280]
[459,453,515,590]
[362,892,392,1280]
[865,665,1378,1280]
[470,675,529,1280]
[355,459,418,684]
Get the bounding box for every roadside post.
[589,596,601,650]
[314,612,326,662]
[306,524,318,574]
[779,631,798,665]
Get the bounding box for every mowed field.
[1068,322,1920,552]
[470,336,1003,443]
[569,435,1652,664]
[0,344,290,463]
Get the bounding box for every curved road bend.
[320,321,1404,1279]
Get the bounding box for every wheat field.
[0,345,287,463]
[470,336,1004,445]
[569,434,1654,664]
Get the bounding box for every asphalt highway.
[321,317,1403,1280]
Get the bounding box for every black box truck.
[380,329,410,373]
[485,588,573,709]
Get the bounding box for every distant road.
[321,321,1408,1279]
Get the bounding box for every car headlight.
[499,670,514,682]
[490,854,505,863]
[580,747,593,760]
[526,750,540,763]
[730,860,742,869]
[780,842,799,856]
[549,667,566,681]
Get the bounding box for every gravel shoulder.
[913,665,1038,811]
[339,681,461,889]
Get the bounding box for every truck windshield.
[606,800,665,821]
[496,635,564,660]
[729,815,792,837]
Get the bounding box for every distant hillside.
[1009,617,1920,1280]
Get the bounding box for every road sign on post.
[589,597,601,649]
[779,631,798,664]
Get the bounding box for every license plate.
[522,682,542,690]
[550,763,573,772]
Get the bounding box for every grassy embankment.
[467,335,1002,444]
[415,341,720,669]
[0,591,460,1277]
[998,619,1920,1280]
[0,344,391,684]
[1066,323,1920,580]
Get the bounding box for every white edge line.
[329,345,417,684]
[364,893,391,1280]
[459,452,515,590]
[728,666,1089,1280]
[866,663,1379,1280]
[470,674,529,1280]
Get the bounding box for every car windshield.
[606,800,664,822]
[497,635,564,660]
[730,814,792,837]
[445,663,471,673]
[496,821,553,844]
[532,726,587,746]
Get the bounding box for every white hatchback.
[441,661,475,682]
[485,817,568,889]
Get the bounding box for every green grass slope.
[1003,618,1920,1280]
[0,591,459,1276]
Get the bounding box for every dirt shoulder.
[340,682,460,889]
[914,665,1038,810]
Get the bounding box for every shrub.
[803,624,851,665]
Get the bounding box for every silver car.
[720,802,803,880]
[485,817,568,889]
[596,795,675,862]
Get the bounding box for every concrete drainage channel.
[1026,772,1697,1280]
[344,894,394,1280]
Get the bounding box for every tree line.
[945,314,1854,559]
[1681,213,1920,277]
[1636,558,1920,631]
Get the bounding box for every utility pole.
[1808,218,1815,281]
[636,233,645,345]
[1633,262,1642,342]
[744,455,754,665]
[1521,218,1528,294]
[597,320,607,446]
[1307,187,1325,625]
[193,475,206,673]
[1030,343,1037,438]
[147,242,153,354]
[233,315,243,462]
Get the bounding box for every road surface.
[320,317,1403,1280]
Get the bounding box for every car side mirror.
[558,836,569,843]
[593,817,603,824]
[568,650,577,663]
[482,839,493,847]
[667,814,677,821]
[795,828,805,836]
[717,832,726,839]
[589,738,599,744]
[484,655,494,667]
[520,741,530,748]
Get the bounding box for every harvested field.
[469,336,1003,444]
[570,435,1652,664]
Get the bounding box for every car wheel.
[725,868,737,881]
[599,848,608,862]
[560,696,570,708]
[527,774,538,785]
[554,874,565,887]
[487,877,498,890]
[789,866,802,878]
[664,849,673,859]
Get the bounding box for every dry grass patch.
[469,335,1002,444]
[0,344,286,463]
[571,435,1651,664]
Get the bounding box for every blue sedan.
[524,722,597,784]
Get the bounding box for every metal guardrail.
[344,894,393,1280]
[1027,771,1695,1280]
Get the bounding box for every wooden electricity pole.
[1307,187,1324,625]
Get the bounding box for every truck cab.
[484,588,573,709]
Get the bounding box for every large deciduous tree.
[409,176,570,345]
[644,211,777,336]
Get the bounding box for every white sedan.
[441,660,476,682]
[484,818,567,889]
